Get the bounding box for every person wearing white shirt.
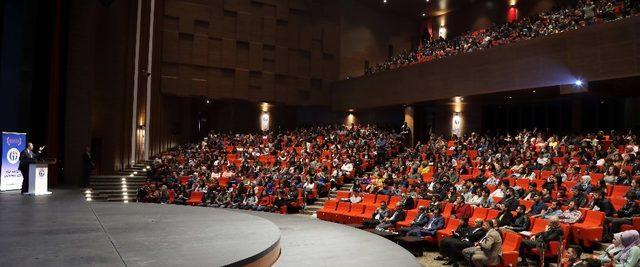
[349,191,362,203]
[341,160,354,174]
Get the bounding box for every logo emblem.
[38,169,46,177]
[7,148,20,164]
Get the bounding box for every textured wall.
[338,0,416,79]
[159,0,340,106]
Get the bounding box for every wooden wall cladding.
[161,0,339,105]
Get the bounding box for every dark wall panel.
[160,0,339,106]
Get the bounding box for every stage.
[0,189,420,266]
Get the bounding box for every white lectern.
[26,163,52,195]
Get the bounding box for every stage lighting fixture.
[575,80,583,86]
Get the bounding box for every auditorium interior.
[2,0,640,266]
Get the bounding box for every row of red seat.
[318,191,640,266]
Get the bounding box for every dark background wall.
[338,0,416,79]
[159,0,340,106]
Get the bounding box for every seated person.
[610,230,640,267]
[405,208,445,238]
[451,195,473,220]
[528,193,548,216]
[397,206,429,235]
[495,202,514,227]
[519,216,564,266]
[349,191,362,203]
[604,192,640,241]
[598,232,624,265]
[376,202,406,231]
[437,218,486,267]
[558,200,582,224]
[461,220,503,267]
[497,187,518,211]
[533,200,563,219]
[503,205,531,232]
[563,246,584,267]
[363,201,388,227]
[590,190,615,217]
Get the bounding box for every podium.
[26,163,52,195]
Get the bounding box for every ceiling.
[357,0,484,19]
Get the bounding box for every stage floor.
[0,189,420,267]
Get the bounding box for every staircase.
[83,161,153,202]
[302,182,353,216]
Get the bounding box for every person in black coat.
[519,216,564,266]
[436,218,487,266]
[398,206,429,235]
[496,202,514,227]
[82,147,95,187]
[19,142,42,194]
[498,187,518,212]
[503,205,531,232]
[592,190,615,217]
[376,202,406,230]
[603,192,640,241]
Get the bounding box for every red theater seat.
[361,193,376,206]
[330,202,352,223]
[621,218,640,232]
[353,205,378,224]
[436,218,461,242]
[486,209,500,220]
[388,196,402,208]
[611,185,630,198]
[470,207,489,221]
[345,203,365,224]
[316,200,338,221]
[334,191,350,201]
[491,231,523,267]
[186,191,204,206]
[396,209,419,228]
[415,199,430,209]
[572,210,605,247]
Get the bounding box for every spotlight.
[383,0,387,3]
[422,13,426,17]
[508,96,512,99]
[575,80,583,86]
[206,99,210,104]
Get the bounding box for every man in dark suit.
[376,202,406,231]
[82,147,95,187]
[406,208,445,238]
[19,142,42,194]
[363,201,389,227]
[519,216,564,266]
[437,218,487,267]
[398,206,430,235]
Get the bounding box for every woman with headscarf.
[613,230,640,267]
[599,232,624,265]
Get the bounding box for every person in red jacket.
[451,195,473,220]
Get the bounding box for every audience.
[137,124,640,266]
[365,0,639,76]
